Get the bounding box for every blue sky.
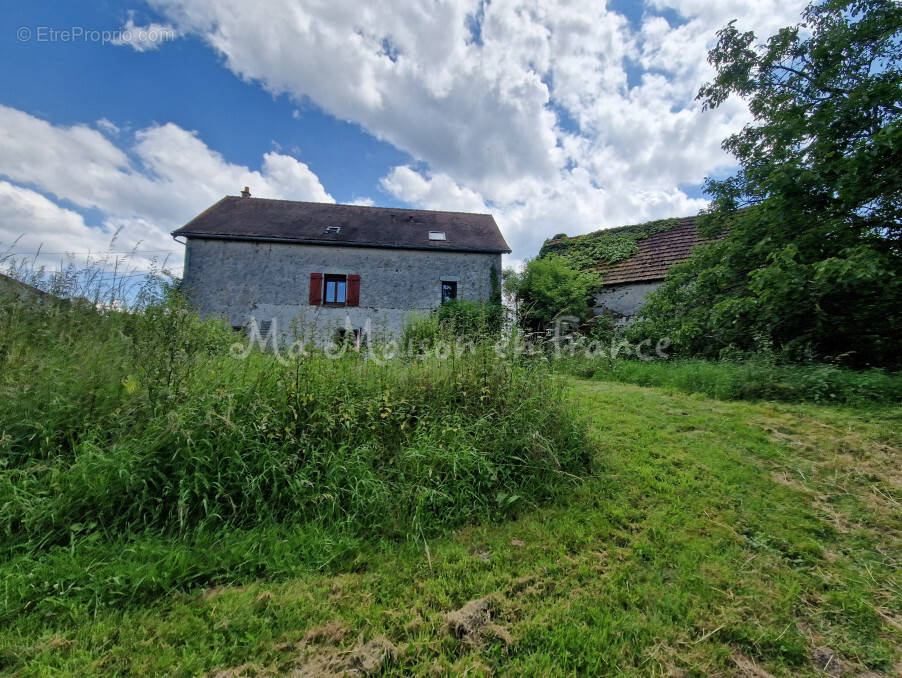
[0,0,807,271]
[2,2,409,205]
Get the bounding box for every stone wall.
[181,238,501,343]
[593,281,662,325]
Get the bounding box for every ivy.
[538,217,684,271]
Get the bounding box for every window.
[310,273,360,307]
[323,274,347,305]
[428,231,446,241]
[441,280,458,303]
[323,225,341,234]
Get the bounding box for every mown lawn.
[3,378,900,676]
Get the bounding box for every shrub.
[402,299,503,349]
[504,256,601,333]
[558,357,902,406]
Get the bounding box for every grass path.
[4,379,901,676]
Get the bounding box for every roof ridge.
[550,214,698,244]
[222,195,494,219]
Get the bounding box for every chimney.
[240,186,251,198]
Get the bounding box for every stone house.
[172,193,510,343]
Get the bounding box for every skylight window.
[428,231,446,241]
[324,226,341,234]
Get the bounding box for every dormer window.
[428,231,446,241]
[324,226,341,235]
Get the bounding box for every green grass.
[0,290,589,619]
[558,356,902,405]
[3,379,900,676]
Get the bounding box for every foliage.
[504,256,602,333]
[631,1,902,367]
[4,380,900,675]
[0,287,589,616]
[401,299,504,349]
[557,356,902,405]
[435,299,503,337]
[538,217,684,270]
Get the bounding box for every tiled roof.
[596,217,703,285]
[172,196,511,254]
[570,216,704,286]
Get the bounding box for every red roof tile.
[593,216,703,285]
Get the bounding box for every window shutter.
[309,272,323,305]
[347,274,361,307]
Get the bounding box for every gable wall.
[593,281,663,326]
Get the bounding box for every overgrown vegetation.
[401,298,504,348]
[0,282,589,617]
[631,0,902,367]
[538,217,685,270]
[503,256,602,333]
[3,379,899,676]
[557,356,902,405]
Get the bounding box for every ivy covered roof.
[539,215,704,285]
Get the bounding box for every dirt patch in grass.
[444,597,512,648]
[731,650,776,678]
[208,664,268,678]
[200,585,247,600]
[808,645,886,677]
[288,636,398,677]
[303,620,350,645]
[212,632,397,678]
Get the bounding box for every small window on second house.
[324,275,347,305]
[428,231,446,241]
[324,225,341,235]
[441,280,458,303]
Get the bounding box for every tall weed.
[0,282,589,615]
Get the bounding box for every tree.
[505,257,601,334]
[630,0,902,366]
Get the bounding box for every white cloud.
[0,106,333,273]
[111,15,179,52]
[0,181,175,273]
[380,167,489,215]
[95,118,120,136]
[147,0,807,261]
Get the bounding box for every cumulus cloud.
[380,167,490,215]
[0,105,332,272]
[94,118,121,136]
[110,14,179,52]
[146,0,807,260]
[0,181,172,273]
